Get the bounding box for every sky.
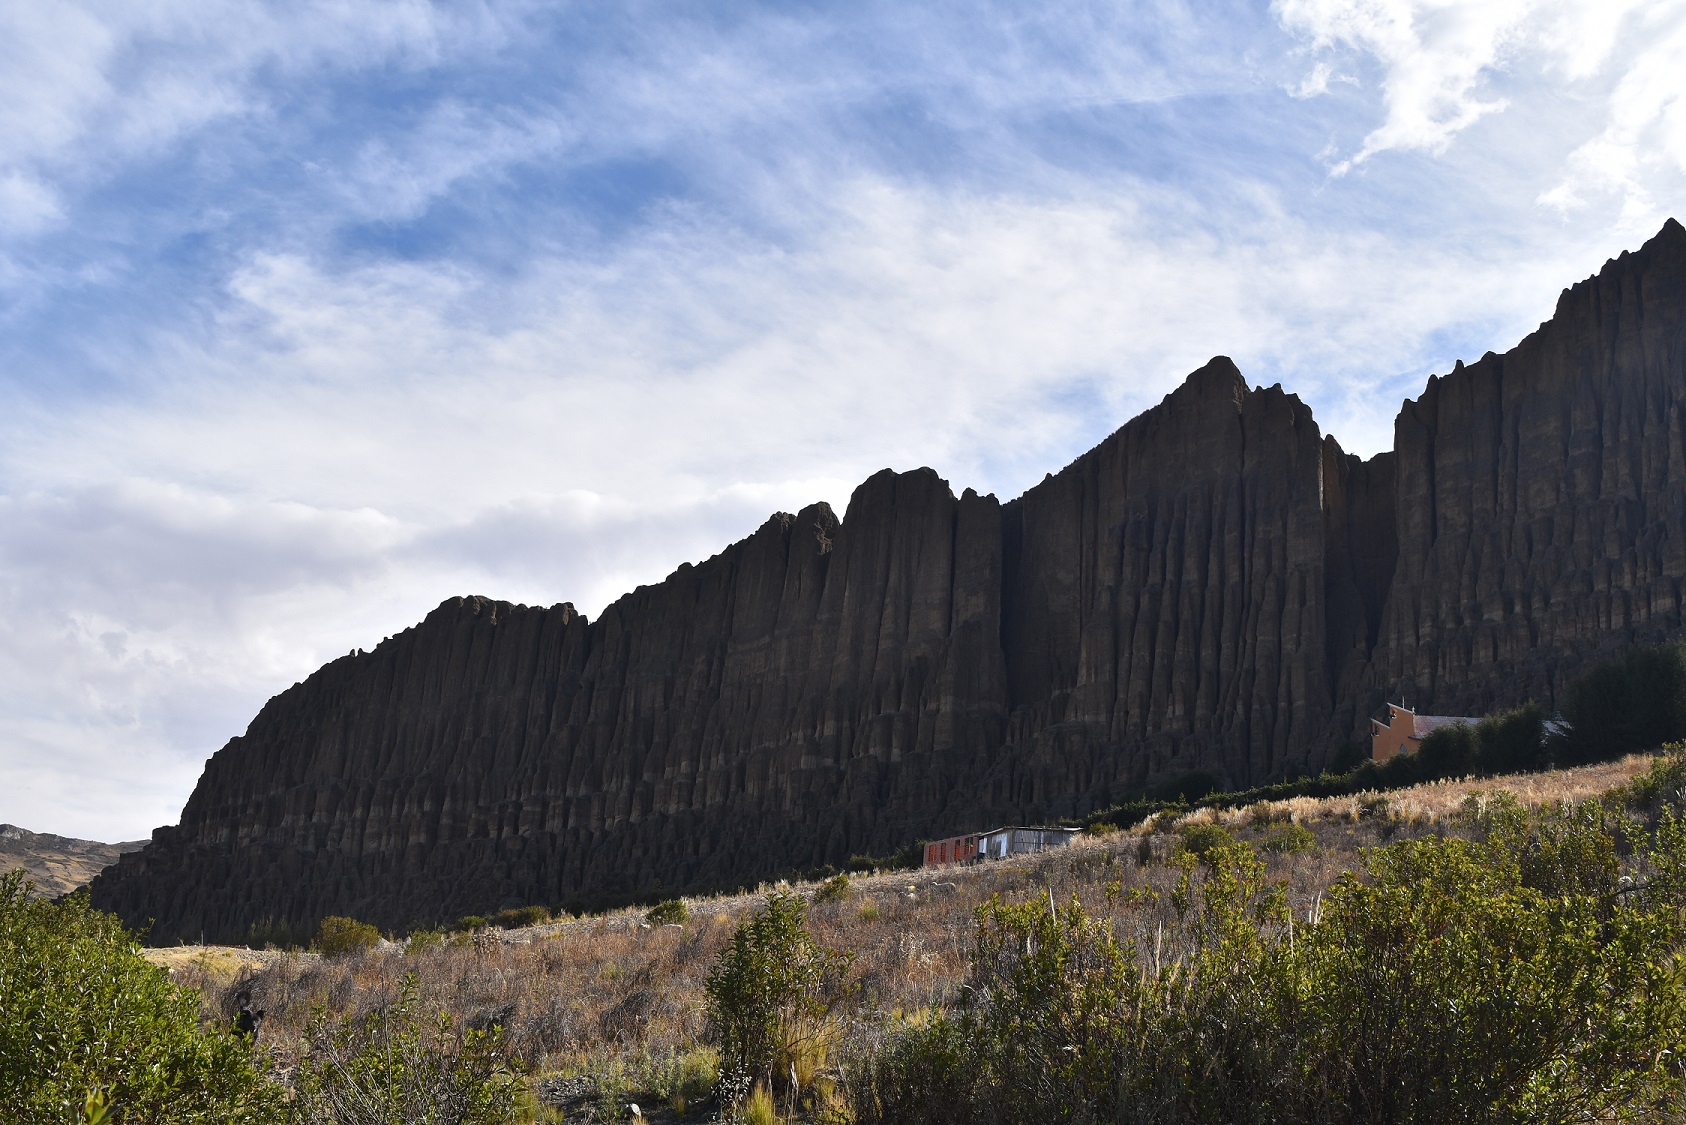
[2,0,1685,842]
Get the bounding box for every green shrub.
[454,915,489,932]
[1620,742,1686,818]
[1259,822,1316,855]
[1148,807,1184,834]
[1173,821,1237,861]
[289,973,519,1124]
[1416,720,1478,776]
[812,874,851,904]
[404,928,445,956]
[847,1016,977,1125]
[1412,705,1548,780]
[844,841,924,874]
[1559,642,1686,765]
[313,915,382,957]
[243,915,304,950]
[645,899,689,926]
[490,905,550,930]
[851,806,1686,1124]
[1474,703,1547,773]
[0,873,283,1124]
[704,892,853,1108]
[641,1047,720,1116]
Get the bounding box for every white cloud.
[1274,0,1684,193]
[1276,0,1535,169]
[0,0,512,238]
[1540,6,1686,228]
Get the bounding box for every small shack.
[1371,703,1481,762]
[924,825,1080,866]
[923,832,981,867]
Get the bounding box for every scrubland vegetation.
[14,643,1686,1121]
[6,749,1676,1122]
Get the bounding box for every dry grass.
[1199,753,1651,831]
[164,754,1658,1120]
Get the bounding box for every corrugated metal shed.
[923,825,1081,866]
[978,825,1081,860]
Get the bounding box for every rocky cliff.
[90,220,1686,941]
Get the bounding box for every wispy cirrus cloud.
[1274,0,1686,225]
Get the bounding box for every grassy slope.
[158,753,1654,1118]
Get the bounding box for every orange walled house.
[1371,703,1481,762]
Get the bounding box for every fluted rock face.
[1362,219,1686,719]
[90,220,1686,941]
[996,358,1331,809]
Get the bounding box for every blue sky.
[3,0,1685,840]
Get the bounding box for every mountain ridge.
[89,218,1686,941]
[2,824,146,898]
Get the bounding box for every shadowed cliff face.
[1361,222,1686,720]
[998,357,1330,807]
[90,220,1686,941]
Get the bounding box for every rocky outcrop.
[89,220,1686,941]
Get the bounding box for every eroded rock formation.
[90,220,1686,941]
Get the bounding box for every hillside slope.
[2,824,144,897]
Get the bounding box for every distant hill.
[2,824,145,897]
[90,219,1686,943]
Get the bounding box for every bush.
[1151,769,1222,804]
[1559,642,1686,765]
[704,892,853,1110]
[645,899,689,926]
[642,1047,720,1116]
[243,915,304,950]
[1259,822,1316,855]
[812,874,851,904]
[313,915,382,957]
[844,841,924,874]
[1410,705,1548,780]
[851,807,1686,1124]
[289,973,520,1125]
[0,872,283,1124]
[454,916,489,933]
[847,1017,977,1125]
[1416,720,1478,776]
[1620,742,1686,819]
[490,906,550,930]
[1173,822,1237,861]
[405,928,445,955]
[1474,703,1547,773]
